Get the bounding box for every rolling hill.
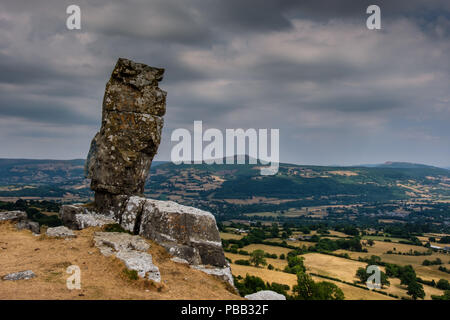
[0,158,449,218]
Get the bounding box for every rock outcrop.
[94,232,161,282]
[1,210,40,234]
[60,58,232,288]
[60,197,232,285]
[3,270,36,281]
[0,211,27,222]
[16,220,40,234]
[61,204,115,230]
[85,58,166,214]
[245,290,287,300]
[46,226,76,239]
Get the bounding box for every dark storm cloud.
[0,94,98,125]
[0,0,449,166]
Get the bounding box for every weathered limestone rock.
[116,250,161,282]
[86,58,166,212]
[3,270,36,281]
[16,220,40,234]
[0,211,27,222]
[60,205,116,230]
[62,198,232,285]
[59,58,232,288]
[46,226,76,239]
[138,199,228,268]
[93,231,150,256]
[93,232,160,282]
[245,290,286,300]
[1,211,40,234]
[191,265,234,287]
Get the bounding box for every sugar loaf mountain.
[1,59,450,300]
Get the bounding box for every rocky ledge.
[60,197,233,286]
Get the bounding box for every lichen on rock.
[60,58,232,288]
[85,58,166,211]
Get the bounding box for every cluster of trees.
[0,199,62,227]
[234,272,346,300]
[355,266,390,288]
[387,249,432,256]
[436,279,450,290]
[233,275,290,297]
[438,236,450,244]
[385,264,425,300]
[438,266,450,274]
[422,258,443,266]
[232,249,276,268]
[284,256,306,274]
[431,290,450,300]
[311,237,364,252]
[292,272,344,300]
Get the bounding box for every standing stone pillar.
[86,58,166,215]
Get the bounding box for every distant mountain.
[356,161,443,169]
[377,161,442,169]
[0,158,449,215]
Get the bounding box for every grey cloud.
[0,0,449,166]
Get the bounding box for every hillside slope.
[0,222,240,300]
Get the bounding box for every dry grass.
[229,263,395,300]
[302,253,367,283]
[382,278,444,300]
[219,232,244,240]
[264,238,315,248]
[241,244,292,256]
[327,170,358,176]
[0,222,241,300]
[335,240,450,282]
[225,252,288,270]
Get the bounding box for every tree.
[437,279,450,290]
[356,266,390,288]
[367,239,375,246]
[380,271,390,288]
[293,272,316,300]
[431,290,450,300]
[293,272,344,300]
[234,274,267,296]
[356,267,369,283]
[284,256,306,274]
[407,280,425,300]
[314,282,345,300]
[270,223,279,238]
[399,265,416,286]
[250,250,267,267]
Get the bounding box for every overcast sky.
[0,0,449,167]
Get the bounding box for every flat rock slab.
[60,204,116,230]
[16,220,40,234]
[245,290,286,300]
[3,270,36,281]
[191,265,234,287]
[93,232,150,256]
[0,211,27,222]
[46,226,76,238]
[116,250,161,282]
[93,231,160,282]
